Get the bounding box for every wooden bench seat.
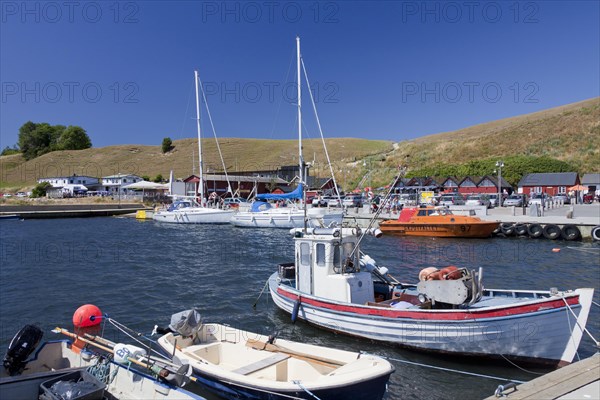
[231,353,290,375]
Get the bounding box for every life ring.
[500,222,515,236]
[527,223,543,238]
[440,266,461,280]
[591,226,600,242]
[542,224,561,240]
[514,223,528,236]
[419,267,438,281]
[561,225,581,241]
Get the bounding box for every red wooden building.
[517,173,580,196]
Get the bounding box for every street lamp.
[495,161,504,207]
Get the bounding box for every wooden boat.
[268,226,595,367]
[156,310,394,400]
[379,206,499,238]
[1,324,203,400]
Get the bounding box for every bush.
[162,137,173,153]
[31,182,52,198]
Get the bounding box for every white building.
[38,175,99,187]
[102,174,143,194]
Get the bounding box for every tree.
[141,175,151,181]
[1,145,20,156]
[17,122,91,160]
[31,182,52,198]
[162,137,173,153]
[58,126,92,150]
[153,174,164,183]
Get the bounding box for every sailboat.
[230,37,343,229]
[153,71,235,224]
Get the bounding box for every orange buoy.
[419,267,438,281]
[552,248,561,253]
[72,304,103,328]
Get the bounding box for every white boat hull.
[231,209,343,228]
[269,273,594,366]
[153,208,234,224]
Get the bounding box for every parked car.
[342,195,363,208]
[504,194,525,207]
[487,194,504,207]
[439,194,465,206]
[528,193,552,206]
[15,192,27,198]
[553,194,571,205]
[465,195,491,208]
[318,196,341,207]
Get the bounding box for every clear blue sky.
[1,1,598,148]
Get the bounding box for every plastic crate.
[39,370,105,400]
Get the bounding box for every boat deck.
[484,353,599,399]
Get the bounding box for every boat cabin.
[290,228,375,305]
[398,206,453,221]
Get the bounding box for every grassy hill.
[1,97,598,191]
[0,138,392,191]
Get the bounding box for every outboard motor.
[3,325,43,376]
[169,309,203,337]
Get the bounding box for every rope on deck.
[561,297,599,347]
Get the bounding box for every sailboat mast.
[194,70,205,204]
[297,36,303,184]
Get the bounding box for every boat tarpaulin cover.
[256,184,303,200]
[169,309,203,337]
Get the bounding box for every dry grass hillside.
[0,138,392,191]
[1,97,598,191]
[387,97,600,173]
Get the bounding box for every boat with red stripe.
[268,226,594,367]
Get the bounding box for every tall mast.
[194,70,205,204]
[297,36,303,184]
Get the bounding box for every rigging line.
[292,380,322,400]
[107,318,165,359]
[367,353,527,384]
[197,71,233,195]
[269,47,296,140]
[178,82,195,140]
[300,57,341,202]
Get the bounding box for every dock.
[0,204,149,219]
[485,353,599,399]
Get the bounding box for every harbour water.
[1,217,598,399]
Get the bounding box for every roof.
[39,175,98,180]
[518,172,579,187]
[581,173,600,185]
[102,173,141,179]
[122,181,169,190]
[183,174,287,184]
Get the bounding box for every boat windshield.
[417,208,453,216]
[332,242,358,273]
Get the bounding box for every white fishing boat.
[1,324,203,400]
[268,226,595,367]
[156,309,394,400]
[230,37,343,229]
[153,71,234,224]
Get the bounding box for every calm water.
[1,217,599,400]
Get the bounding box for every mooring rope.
[561,298,599,346]
[293,380,322,400]
[498,354,545,376]
[363,353,526,384]
[253,279,270,308]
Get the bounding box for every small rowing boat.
[156,309,395,400]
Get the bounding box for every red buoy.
[440,266,460,280]
[72,304,102,328]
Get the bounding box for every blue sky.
[1,1,599,148]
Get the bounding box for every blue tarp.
[256,184,303,200]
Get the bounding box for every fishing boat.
[153,71,234,224]
[1,306,203,400]
[156,309,394,400]
[230,37,343,229]
[379,206,499,238]
[268,226,595,367]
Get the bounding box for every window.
[559,186,566,194]
[316,244,325,266]
[300,243,310,266]
[333,244,340,267]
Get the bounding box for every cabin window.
[333,244,341,266]
[417,210,428,216]
[316,243,326,266]
[300,243,310,266]
[342,242,356,266]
